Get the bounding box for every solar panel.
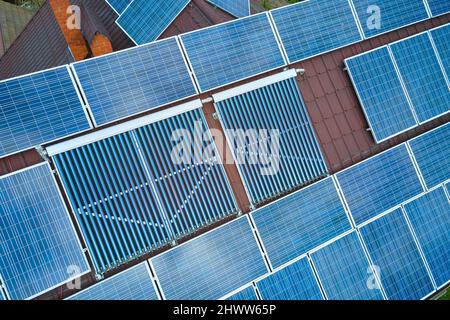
[351,0,429,39]
[251,177,351,268]
[226,286,259,300]
[133,109,238,239]
[180,13,286,92]
[151,217,268,300]
[336,144,424,225]
[215,73,328,204]
[68,262,159,300]
[0,66,91,157]
[116,0,190,44]
[359,208,434,300]
[345,47,416,142]
[72,37,197,126]
[426,0,450,17]
[256,258,323,300]
[0,163,90,300]
[430,24,450,85]
[408,123,450,189]
[403,188,450,288]
[105,0,132,14]
[311,232,384,300]
[270,0,362,63]
[208,0,250,18]
[53,131,172,274]
[390,33,450,123]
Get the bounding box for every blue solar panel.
[226,286,259,300]
[352,0,429,39]
[271,0,362,63]
[0,163,90,300]
[180,13,286,92]
[105,0,131,14]
[0,66,90,157]
[209,0,250,18]
[426,0,450,16]
[116,0,190,44]
[390,33,450,123]
[404,188,450,288]
[215,76,328,204]
[408,123,450,189]
[337,144,424,225]
[72,37,197,126]
[430,24,450,85]
[360,208,434,300]
[311,232,384,300]
[345,47,417,142]
[68,262,159,300]
[252,177,351,268]
[151,217,268,300]
[256,258,323,300]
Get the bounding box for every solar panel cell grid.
[72,37,197,126]
[0,66,90,157]
[251,177,351,268]
[311,232,384,300]
[151,217,268,300]
[0,163,90,300]
[426,0,450,17]
[430,24,450,86]
[345,47,417,142]
[389,33,450,123]
[271,0,362,63]
[360,208,434,300]
[226,286,259,300]
[403,188,450,288]
[180,13,286,92]
[208,0,250,18]
[256,258,323,300]
[336,144,424,225]
[106,0,132,14]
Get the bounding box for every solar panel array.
[0,163,90,300]
[226,286,258,300]
[116,0,190,44]
[68,262,159,300]
[105,0,132,14]
[180,13,286,92]
[426,0,450,17]
[0,66,91,157]
[53,107,238,274]
[430,24,450,86]
[72,37,197,126]
[208,0,250,18]
[215,74,328,204]
[345,26,450,142]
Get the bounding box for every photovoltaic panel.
[0,163,90,300]
[270,0,362,63]
[336,144,424,225]
[256,258,323,300]
[360,209,434,300]
[390,33,450,123]
[105,0,132,14]
[215,75,328,204]
[430,24,450,84]
[404,188,450,288]
[426,0,450,17]
[53,131,172,274]
[0,66,90,157]
[226,286,259,300]
[180,13,286,92]
[72,37,197,126]
[68,262,159,300]
[208,0,250,18]
[408,123,450,189]
[151,217,268,300]
[351,0,429,39]
[345,47,416,142]
[311,232,384,300]
[133,108,238,238]
[116,0,190,44]
[251,177,351,268]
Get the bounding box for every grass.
[438,287,450,300]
